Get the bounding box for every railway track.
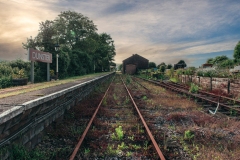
[136,77,240,116]
[69,74,165,159]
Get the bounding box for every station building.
[122,54,149,74]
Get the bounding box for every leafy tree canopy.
[157,62,166,68]
[206,58,214,64]
[22,10,115,81]
[149,62,156,68]
[233,41,240,60]
[166,64,173,69]
[177,60,187,68]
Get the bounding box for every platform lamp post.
[55,43,60,80]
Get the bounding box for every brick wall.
[0,72,115,159]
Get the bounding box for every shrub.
[0,76,12,89]
[12,68,27,79]
[189,83,199,93]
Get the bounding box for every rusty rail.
[137,77,240,115]
[120,76,166,160]
[69,77,114,160]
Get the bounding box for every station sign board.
[29,48,52,63]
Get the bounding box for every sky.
[0,0,240,67]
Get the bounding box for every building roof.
[123,54,148,62]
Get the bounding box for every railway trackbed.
[21,73,240,160]
[69,74,165,159]
[136,77,240,117]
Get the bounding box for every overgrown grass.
[0,72,109,98]
[131,77,240,159]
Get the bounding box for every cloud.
[0,0,240,68]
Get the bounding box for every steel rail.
[161,82,240,114]
[120,76,166,160]
[69,77,114,160]
[168,81,240,104]
[137,77,240,114]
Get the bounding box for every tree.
[149,62,156,68]
[166,64,173,69]
[157,62,166,68]
[213,55,228,66]
[218,59,234,68]
[206,58,214,64]
[177,60,187,67]
[118,64,123,71]
[159,65,166,72]
[22,11,116,80]
[233,41,240,60]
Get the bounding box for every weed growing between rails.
[128,76,240,159]
[78,74,159,159]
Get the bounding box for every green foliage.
[84,148,90,155]
[106,144,116,155]
[176,69,184,75]
[0,76,12,89]
[166,64,173,69]
[184,130,194,140]
[230,109,237,116]
[118,64,123,71]
[157,62,166,68]
[196,69,216,77]
[218,59,234,68]
[184,67,196,75]
[10,144,46,160]
[128,135,134,141]
[0,60,30,88]
[117,142,128,150]
[0,63,13,76]
[22,11,116,79]
[234,41,240,60]
[102,97,107,106]
[131,144,141,150]
[50,70,55,76]
[126,75,131,84]
[159,65,166,73]
[124,96,130,104]
[165,67,174,78]
[206,58,214,64]
[149,62,156,68]
[111,126,124,140]
[12,68,27,79]
[126,151,132,157]
[206,55,235,69]
[197,68,231,78]
[213,55,229,65]
[177,60,187,68]
[113,93,117,100]
[189,83,199,93]
[142,95,148,100]
[170,78,179,83]
[70,126,84,137]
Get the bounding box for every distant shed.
[122,54,149,74]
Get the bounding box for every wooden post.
[228,79,230,94]
[210,77,212,91]
[198,76,200,86]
